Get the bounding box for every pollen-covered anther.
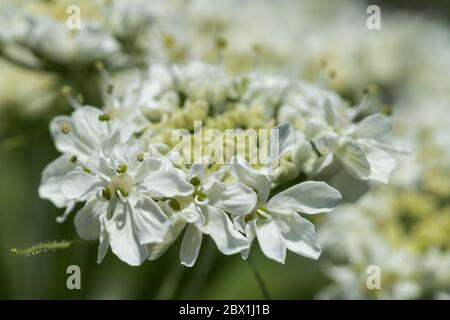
[98,114,111,121]
[97,187,112,201]
[256,206,270,220]
[169,198,181,211]
[193,190,209,205]
[61,123,71,134]
[116,163,128,174]
[189,177,201,187]
[216,36,228,50]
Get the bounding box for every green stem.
[247,256,271,300]
[10,239,95,256]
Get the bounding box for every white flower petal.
[74,197,106,240]
[230,156,272,203]
[104,204,148,266]
[97,217,110,264]
[337,139,371,180]
[38,154,75,208]
[131,195,169,245]
[241,219,257,260]
[198,205,249,255]
[62,170,103,200]
[354,114,392,139]
[269,122,296,161]
[50,107,109,160]
[140,168,194,198]
[132,156,165,183]
[273,212,321,259]
[50,116,90,158]
[363,145,397,184]
[72,106,109,147]
[203,167,227,190]
[255,220,286,263]
[180,224,203,267]
[188,163,206,181]
[207,181,257,216]
[326,166,369,203]
[147,217,186,260]
[268,181,341,214]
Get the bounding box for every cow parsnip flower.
[147,164,253,267]
[36,61,400,266]
[230,123,342,263]
[61,140,193,265]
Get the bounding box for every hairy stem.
[10,239,95,256]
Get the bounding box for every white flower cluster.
[39,61,401,266]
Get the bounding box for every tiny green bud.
[329,69,337,79]
[162,34,175,48]
[116,163,127,174]
[106,84,114,95]
[102,187,112,200]
[76,93,84,104]
[216,36,227,49]
[95,61,105,71]
[61,86,72,96]
[190,177,201,187]
[382,105,393,116]
[169,198,181,211]
[98,114,110,121]
[252,44,262,54]
[61,123,71,134]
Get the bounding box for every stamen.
[256,207,270,220]
[244,214,255,223]
[194,195,209,206]
[102,187,112,201]
[189,177,201,187]
[61,123,71,134]
[169,198,181,211]
[98,114,111,121]
[216,36,227,64]
[116,188,128,203]
[61,86,81,109]
[116,163,128,174]
[55,200,75,223]
[137,153,145,162]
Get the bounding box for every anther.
[116,188,128,203]
[98,114,111,121]
[216,36,227,50]
[189,177,201,187]
[102,187,112,200]
[61,123,71,134]
[169,198,181,211]
[116,163,127,174]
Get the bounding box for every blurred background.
[1,0,449,299]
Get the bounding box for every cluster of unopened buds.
[38,61,404,266]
